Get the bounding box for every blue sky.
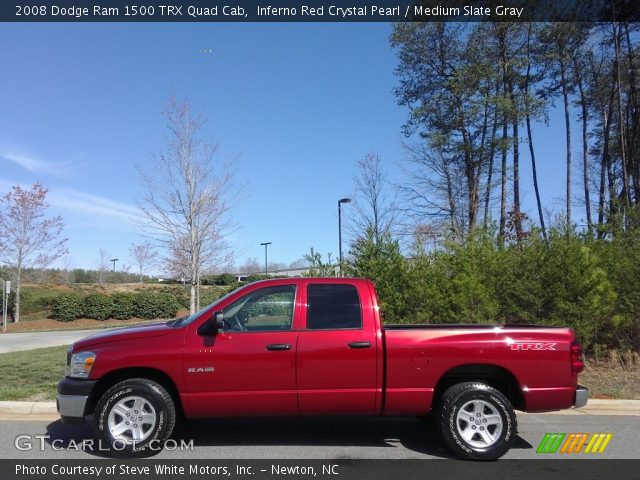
[0,23,576,273]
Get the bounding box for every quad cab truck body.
[58,278,588,459]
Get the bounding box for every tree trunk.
[189,282,196,314]
[499,118,508,242]
[525,111,546,240]
[624,24,640,203]
[14,267,21,323]
[196,271,201,311]
[578,81,592,234]
[498,31,509,243]
[456,100,478,232]
[483,109,499,227]
[476,90,490,229]
[560,58,572,233]
[613,21,631,219]
[444,159,458,234]
[523,31,547,240]
[605,102,617,224]
[509,79,522,241]
[597,123,606,237]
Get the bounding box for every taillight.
[571,341,584,375]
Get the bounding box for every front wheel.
[438,382,516,460]
[94,378,176,456]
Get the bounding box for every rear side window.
[306,284,362,330]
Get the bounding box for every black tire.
[438,382,516,460]
[93,378,176,457]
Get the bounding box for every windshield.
[176,284,249,327]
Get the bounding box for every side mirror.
[197,311,224,336]
[214,311,224,329]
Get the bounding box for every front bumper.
[56,377,97,423]
[574,385,589,408]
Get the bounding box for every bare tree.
[129,241,158,283]
[163,234,190,281]
[267,261,287,272]
[239,257,261,274]
[138,97,237,313]
[288,258,308,269]
[97,249,110,284]
[0,183,67,322]
[62,255,75,284]
[398,142,467,239]
[351,152,397,244]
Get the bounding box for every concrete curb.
[0,399,639,419]
[0,401,57,415]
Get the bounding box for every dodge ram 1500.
[58,277,587,459]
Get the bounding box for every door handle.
[348,342,371,349]
[266,343,291,351]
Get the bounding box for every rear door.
[296,281,379,414]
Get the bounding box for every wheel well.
[86,368,184,418]
[433,364,525,411]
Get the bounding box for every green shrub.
[157,293,182,318]
[83,294,113,321]
[7,292,56,318]
[202,273,238,286]
[111,293,135,320]
[51,293,84,322]
[133,292,181,319]
[245,274,273,283]
[168,288,191,309]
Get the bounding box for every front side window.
[222,285,296,332]
[306,284,362,330]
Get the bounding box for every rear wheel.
[94,378,176,456]
[438,382,516,460]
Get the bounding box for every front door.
[182,284,299,417]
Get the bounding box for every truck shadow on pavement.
[45,416,532,459]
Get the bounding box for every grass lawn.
[0,346,67,401]
[580,352,640,400]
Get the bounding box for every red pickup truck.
[57,278,587,459]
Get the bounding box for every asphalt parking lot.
[0,413,638,459]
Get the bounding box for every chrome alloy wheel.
[107,395,157,444]
[455,399,503,448]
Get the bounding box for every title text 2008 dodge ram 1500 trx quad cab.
[57,278,587,459]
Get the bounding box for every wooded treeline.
[342,21,640,354]
[391,22,639,239]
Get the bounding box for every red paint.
[72,278,583,417]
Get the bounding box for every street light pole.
[260,242,272,275]
[110,258,118,272]
[338,198,351,275]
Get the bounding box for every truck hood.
[71,322,174,350]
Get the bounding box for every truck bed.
[381,323,578,414]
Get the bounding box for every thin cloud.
[1,150,77,177]
[48,188,148,226]
[0,178,147,229]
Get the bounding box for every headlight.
[66,350,96,379]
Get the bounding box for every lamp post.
[260,242,272,275]
[338,198,351,275]
[110,258,118,272]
